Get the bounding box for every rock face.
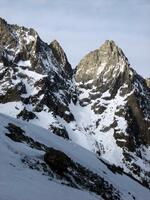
[146,78,150,88]
[44,148,74,175]
[76,40,129,83]
[49,40,73,78]
[0,17,150,189]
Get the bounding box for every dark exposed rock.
[44,148,74,175]
[0,82,27,103]
[126,94,150,145]
[5,123,45,151]
[17,108,38,121]
[79,98,91,106]
[49,125,69,139]
[92,104,106,114]
[55,104,75,123]
[5,123,25,143]
[49,40,73,78]
[44,148,120,200]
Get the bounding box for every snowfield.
[0,113,150,200]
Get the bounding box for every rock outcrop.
[49,40,73,78]
[146,78,150,88]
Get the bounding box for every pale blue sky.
[0,0,150,77]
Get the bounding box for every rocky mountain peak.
[0,17,17,49]
[50,39,62,49]
[49,40,73,78]
[0,17,39,64]
[99,39,118,54]
[0,18,66,75]
[75,40,130,83]
[0,18,76,132]
[99,40,128,63]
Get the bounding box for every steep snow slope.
[0,159,99,200]
[0,113,150,200]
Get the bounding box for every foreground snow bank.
[0,113,150,200]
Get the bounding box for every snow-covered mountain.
[75,40,150,187]
[0,17,76,138]
[0,17,150,199]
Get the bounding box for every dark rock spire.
[49,40,73,78]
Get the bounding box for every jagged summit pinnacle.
[99,40,119,55]
[0,17,73,78]
[50,39,61,46]
[100,39,116,48]
[49,39,73,78]
[99,40,128,62]
[0,17,38,51]
[75,40,130,82]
